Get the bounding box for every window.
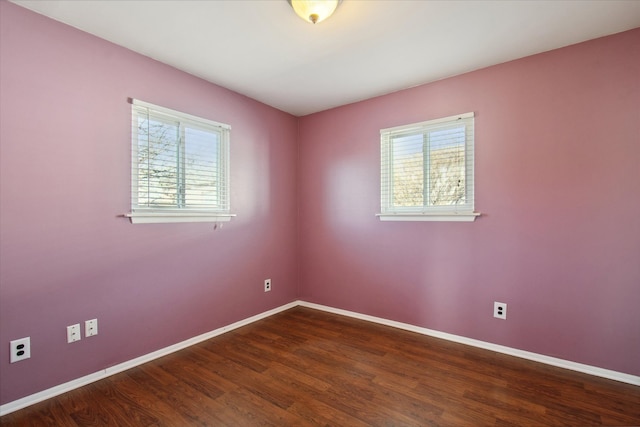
[379,112,479,221]
[127,99,234,224]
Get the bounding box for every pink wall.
[0,1,299,404]
[1,1,639,408]
[298,28,640,376]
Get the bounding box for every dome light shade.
[288,0,342,24]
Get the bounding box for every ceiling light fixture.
[288,0,342,24]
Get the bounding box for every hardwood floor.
[2,307,639,426]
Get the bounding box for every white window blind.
[127,99,233,224]
[379,112,479,221]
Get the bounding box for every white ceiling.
[11,0,640,116]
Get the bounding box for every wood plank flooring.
[2,307,639,426]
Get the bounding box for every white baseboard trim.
[0,301,298,416]
[3,299,638,416]
[298,301,640,387]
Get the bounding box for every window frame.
[126,99,235,224]
[378,112,480,222]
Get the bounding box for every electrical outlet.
[10,337,31,363]
[494,302,507,320]
[85,319,98,337]
[67,324,81,343]
[264,279,272,292]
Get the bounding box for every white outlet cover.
[67,324,81,343]
[494,301,507,319]
[85,319,98,337]
[10,337,31,363]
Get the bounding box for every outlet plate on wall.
[10,337,31,363]
[264,279,271,292]
[67,324,81,343]
[85,319,98,337]
[494,302,507,320]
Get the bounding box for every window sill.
[377,212,480,222]
[125,211,236,224]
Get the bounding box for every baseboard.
[3,299,638,416]
[0,301,298,416]
[298,301,640,387]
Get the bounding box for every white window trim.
[127,99,234,225]
[378,112,480,222]
[125,211,235,224]
[376,212,480,222]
